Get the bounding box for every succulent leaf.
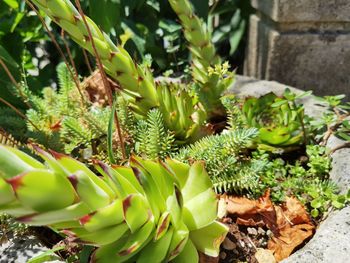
[171,239,199,263]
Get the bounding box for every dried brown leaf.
[222,192,315,262]
[223,190,273,216]
[268,198,314,262]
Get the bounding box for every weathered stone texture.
[251,0,350,22]
[0,233,63,263]
[245,0,350,97]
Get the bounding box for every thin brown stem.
[0,97,40,132]
[329,142,350,155]
[321,112,348,146]
[74,0,126,159]
[25,0,85,103]
[0,57,32,108]
[61,30,80,85]
[82,49,93,74]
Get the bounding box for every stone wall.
[244,0,350,97]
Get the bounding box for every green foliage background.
[0,0,252,105]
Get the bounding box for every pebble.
[266,230,273,237]
[239,240,245,248]
[219,251,227,259]
[255,248,276,263]
[247,227,258,236]
[222,237,237,250]
[258,227,266,235]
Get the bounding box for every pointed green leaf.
[80,199,124,232]
[7,170,76,212]
[68,171,111,211]
[137,226,174,263]
[69,223,129,245]
[123,194,151,233]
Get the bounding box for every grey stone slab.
[251,0,350,23]
[232,75,326,119]
[327,133,350,195]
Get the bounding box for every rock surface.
[233,76,350,263]
[0,233,62,263]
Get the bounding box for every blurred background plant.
[0,0,252,103]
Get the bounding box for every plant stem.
[0,97,40,132]
[0,58,32,109]
[61,30,80,86]
[74,0,126,160]
[24,0,85,104]
[82,49,93,74]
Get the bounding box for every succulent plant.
[168,0,219,80]
[168,0,235,120]
[156,80,208,143]
[0,145,228,262]
[240,92,304,150]
[30,0,209,143]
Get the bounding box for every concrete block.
[245,1,350,97]
[251,0,350,23]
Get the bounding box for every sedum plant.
[175,128,266,194]
[254,145,350,218]
[22,63,112,155]
[0,145,228,262]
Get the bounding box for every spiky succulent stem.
[168,0,235,119]
[168,0,220,79]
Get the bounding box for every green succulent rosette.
[241,93,304,151]
[0,145,227,262]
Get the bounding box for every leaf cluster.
[23,63,111,156]
[310,94,350,143]
[175,128,266,193]
[135,108,176,160]
[255,145,349,218]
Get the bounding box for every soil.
[219,217,272,263]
